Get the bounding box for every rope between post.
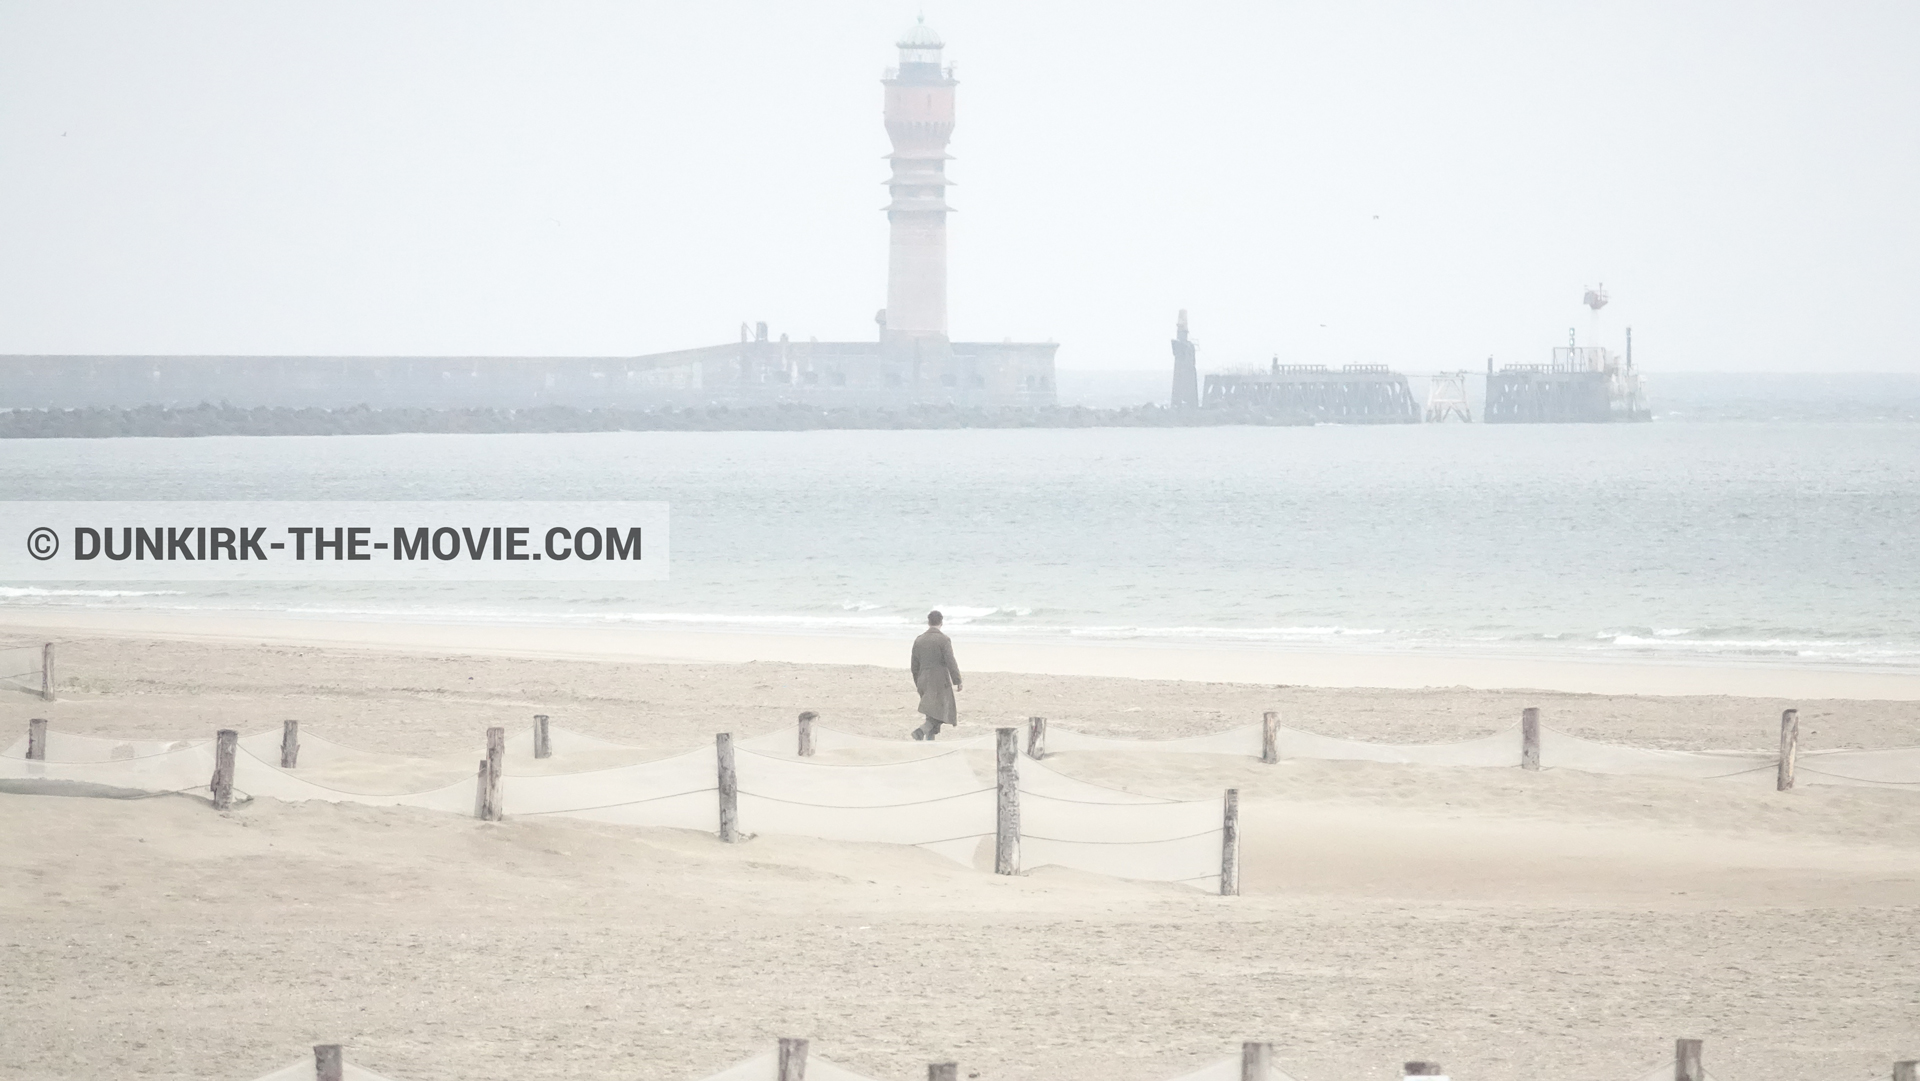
[515,787,722,815]
[734,746,970,767]
[230,745,478,800]
[912,832,996,846]
[1022,827,1226,846]
[1796,766,1920,785]
[1014,790,1185,806]
[733,786,995,809]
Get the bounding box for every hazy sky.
[2,2,1915,372]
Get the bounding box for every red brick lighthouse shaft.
[881,18,955,355]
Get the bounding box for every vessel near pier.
[1486,335,1650,423]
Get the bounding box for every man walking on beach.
[910,610,962,741]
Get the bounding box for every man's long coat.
[910,628,961,724]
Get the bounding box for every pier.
[1202,363,1419,424]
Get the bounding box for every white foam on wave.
[593,605,1039,630]
[1611,633,1847,651]
[0,586,186,599]
[1599,633,1920,664]
[831,604,1037,623]
[597,610,915,629]
[1050,624,1389,642]
[933,605,1012,620]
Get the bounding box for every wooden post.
[776,1037,808,1081]
[1675,1038,1703,1081]
[1777,708,1799,791]
[26,718,47,761]
[928,1063,958,1081]
[1242,1040,1273,1081]
[40,641,54,702]
[717,733,739,843]
[1261,711,1278,764]
[532,714,551,759]
[480,726,505,821]
[995,727,1020,875]
[1893,1061,1917,1081]
[1521,707,1540,770]
[313,1044,343,1081]
[798,711,817,757]
[280,719,300,768]
[1026,716,1046,759]
[1221,788,1241,896]
[1403,1064,1443,1078]
[473,759,489,819]
[211,729,237,810]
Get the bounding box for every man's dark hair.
[927,610,943,626]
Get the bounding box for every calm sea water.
[3,420,1917,670]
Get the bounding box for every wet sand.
[6,607,1920,699]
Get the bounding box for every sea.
[2,373,1917,673]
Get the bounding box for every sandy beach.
[3,616,1919,1081]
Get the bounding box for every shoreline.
[5,606,1919,699]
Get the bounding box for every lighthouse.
[419,17,1059,410]
[880,16,955,364]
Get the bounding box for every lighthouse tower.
[880,17,955,364]
[605,16,1054,408]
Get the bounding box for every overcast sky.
[1,1,1915,372]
